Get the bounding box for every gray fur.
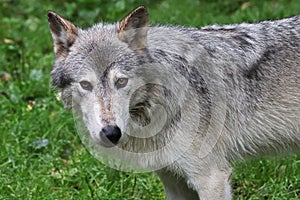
[48,6,300,200]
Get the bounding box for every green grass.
[0,0,299,199]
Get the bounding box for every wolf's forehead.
[71,24,152,75]
[73,30,124,71]
[83,23,118,40]
[69,47,134,81]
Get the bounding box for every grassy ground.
[0,0,299,199]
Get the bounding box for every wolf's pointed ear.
[118,6,149,51]
[47,11,78,59]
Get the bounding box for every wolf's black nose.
[100,125,121,147]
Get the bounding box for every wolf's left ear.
[118,6,149,51]
[48,11,78,59]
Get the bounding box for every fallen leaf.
[241,2,251,10]
[0,72,11,82]
[3,38,14,44]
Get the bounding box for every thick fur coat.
[48,6,300,199]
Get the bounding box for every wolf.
[48,6,300,200]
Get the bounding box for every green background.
[0,0,299,199]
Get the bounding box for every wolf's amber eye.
[115,78,128,89]
[80,81,93,91]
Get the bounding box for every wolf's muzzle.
[99,125,121,147]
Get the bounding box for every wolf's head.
[48,7,186,149]
[48,6,227,171]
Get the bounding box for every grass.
[0,0,299,199]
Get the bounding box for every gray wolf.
[48,6,300,200]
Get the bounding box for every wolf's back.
[144,15,300,158]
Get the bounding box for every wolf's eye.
[80,81,93,91]
[115,78,128,89]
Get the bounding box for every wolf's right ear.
[118,6,149,51]
[48,11,78,59]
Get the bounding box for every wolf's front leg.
[156,168,199,200]
[187,167,232,200]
